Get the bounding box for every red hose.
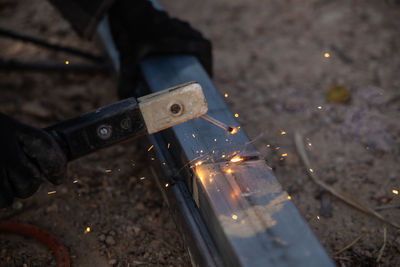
[0,221,71,267]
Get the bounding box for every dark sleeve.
[48,0,115,39]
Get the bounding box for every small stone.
[12,201,23,210]
[105,235,116,246]
[109,230,116,236]
[98,234,105,242]
[150,240,162,250]
[46,203,58,213]
[108,259,117,265]
[21,102,51,118]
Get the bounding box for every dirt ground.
[0,0,190,266]
[1,0,400,266]
[160,0,400,265]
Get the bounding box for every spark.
[214,138,217,142]
[105,169,112,173]
[85,226,91,233]
[287,196,292,200]
[140,177,145,180]
[317,216,320,220]
[65,60,69,64]
[275,146,280,150]
[308,142,312,147]
[230,156,243,163]
[309,168,314,173]
[167,143,170,149]
[232,214,238,220]
[73,179,78,184]
[224,93,228,98]
[47,191,56,195]
[281,130,286,135]
[151,157,155,160]
[192,133,196,138]
[209,178,213,183]
[165,183,169,188]
[147,145,154,151]
[229,127,238,134]
[266,144,270,148]
[317,106,322,110]
[234,113,239,118]
[221,154,226,158]
[200,150,203,153]
[393,189,399,195]
[195,161,203,167]
[324,52,330,58]
[226,169,233,174]
[281,153,288,157]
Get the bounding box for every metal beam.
[140,55,334,267]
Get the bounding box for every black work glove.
[108,0,213,99]
[0,114,67,208]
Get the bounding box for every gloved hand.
[108,0,213,98]
[0,113,67,208]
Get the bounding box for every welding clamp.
[46,82,207,161]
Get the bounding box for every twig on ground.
[294,132,400,229]
[376,226,387,263]
[375,203,400,211]
[334,232,367,255]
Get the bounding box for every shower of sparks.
[230,156,243,163]
[165,183,169,188]
[226,169,233,174]
[234,113,239,118]
[317,106,322,110]
[324,52,330,58]
[65,60,69,64]
[195,161,203,166]
[393,189,399,195]
[281,130,286,135]
[232,214,238,220]
[105,169,112,173]
[47,191,56,195]
[84,226,91,233]
[224,93,228,98]
[147,145,154,151]
[192,133,196,138]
